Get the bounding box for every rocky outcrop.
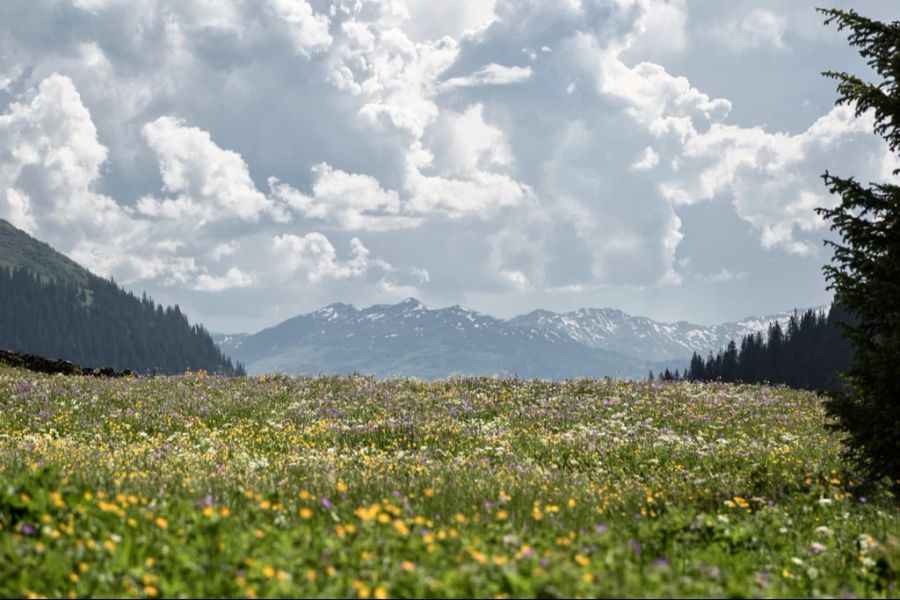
[0,348,132,377]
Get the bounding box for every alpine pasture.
[0,366,897,598]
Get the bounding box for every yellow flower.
[374,585,388,599]
[337,481,349,493]
[219,506,230,518]
[300,507,313,520]
[575,554,590,567]
[392,520,409,536]
[400,560,415,572]
[144,585,159,597]
[496,510,508,521]
[352,580,371,599]
[424,488,435,497]
[68,573,79,583]
[202,506,214,518]
[154,517,168,529]
[262,566,276,579]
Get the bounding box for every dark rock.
[0,348,132,378]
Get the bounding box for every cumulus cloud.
[138,116,287,223]
[267,0,332,57]
[0,0,893,330]
[268,164,418,230]
[0,74,148,277]
[271,233,384,282]
[661,104,884,254]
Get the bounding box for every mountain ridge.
[214,297,821,379]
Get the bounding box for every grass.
[0,366,897,598]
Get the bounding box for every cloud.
[138,116,287,223]
[439,63,532,90]
[0,73,151,277]
[572,31,731,136]
[661,104,884,254]
[194,266,254,291]
[271,233,386,283]
[268,163,418,230]
[631,146,659,170]
[267,0,332,57]
[0,0,894,331]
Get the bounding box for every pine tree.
[816,8,900,482]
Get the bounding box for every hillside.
[0,219,241,375]
[0,220,89,289]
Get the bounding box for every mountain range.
[214,298,816,379]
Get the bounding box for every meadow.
[0,365,897,598]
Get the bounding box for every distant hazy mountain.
[213,298,680,379]
[213,298,810,379]
[0,219,240,375]
[511,307,815,361]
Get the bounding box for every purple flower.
[628,539,642,556]
[655,557,669,568]
[321,497,332,509]
[859,496,867,504]
[21,523,35,536]
[810,541,826,554]
[595,523,608,534]
[195,494,214,507]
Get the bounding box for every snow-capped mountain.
[511,307,824,361]
[215,298,674,379]
[214,298,826,379]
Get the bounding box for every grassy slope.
[0,367,897,598]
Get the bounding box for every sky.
[0,0,897,333]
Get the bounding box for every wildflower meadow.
[0,365,897,598]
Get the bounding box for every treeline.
[0,267,244,375]
[681,305,853,390]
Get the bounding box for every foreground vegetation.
[0,367,897,598]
